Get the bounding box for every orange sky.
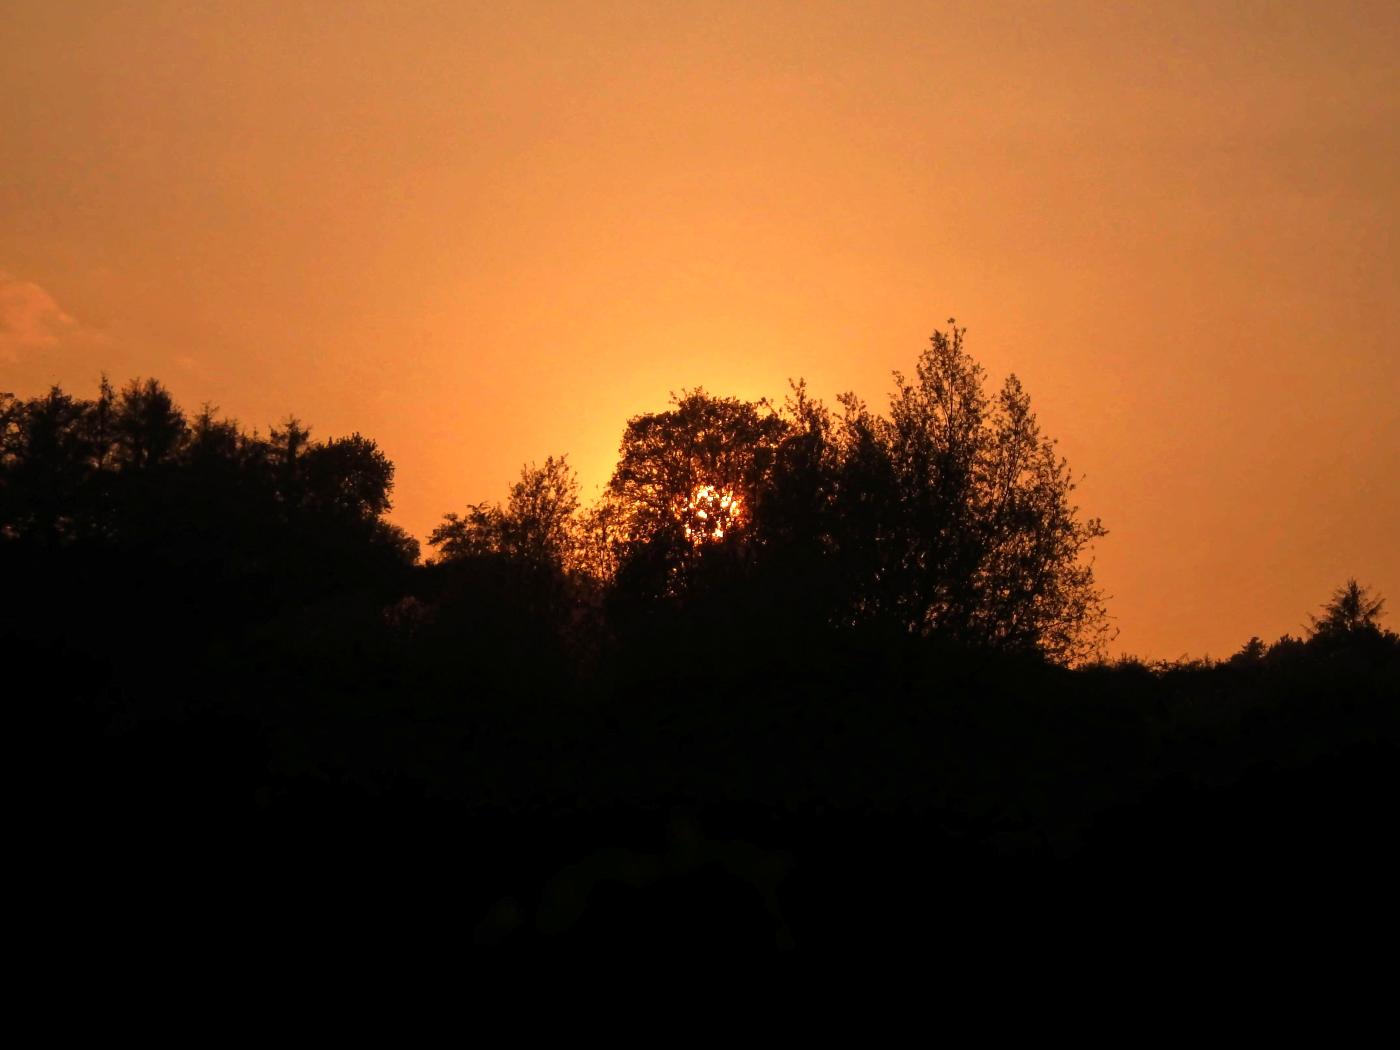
[3,1,1397,659]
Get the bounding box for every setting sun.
[681,484,745,544]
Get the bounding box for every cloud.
[0,271,80,363]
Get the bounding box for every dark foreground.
[19,597,1397,954]
[7,369,1396,958]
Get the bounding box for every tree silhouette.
[0,377,417,628]
[431,455,579,572]
[2,385,98,546]
[301,434,396,521]
[1309,579,1388,640]
[605,390,787,603]
[860,323,1108,659]
[427,456,583,645]
[4,352,1396,955]
[746,323,1110,662]
[115,378,186,471]
[609,391,786,540]
[555,326,1113,663]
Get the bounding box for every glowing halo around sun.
[681,484,744,544]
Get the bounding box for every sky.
[2,0,1397,659]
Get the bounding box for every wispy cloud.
[0,271,80,363]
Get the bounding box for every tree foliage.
[4,322,1112,665]
[872,323,1108,660]
[0,378,416,627]
[430,455,579,572]
[560,324,1112,661]
[608,391,786,543]
[8,333,1398,954]
[1309,579,1388,641]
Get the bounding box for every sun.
[681,483,744,544]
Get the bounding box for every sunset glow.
[2,2,1396,658]
[5,0,1396,955]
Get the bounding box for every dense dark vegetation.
[5,324,1396,953]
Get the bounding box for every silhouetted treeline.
[5,327,1396,954]
[1,378,417,647]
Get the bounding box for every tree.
[605,390,788,598]
[431,455,579,572]
[114,378,186,471]
[427,456,584,664]
[301,434,395,521]
[587,325,1109,662]
[607,389,788,543]
[1308,579,1388,641]
[1,386,95,545]
[1229,636,1268,666]
[757,321,1110,663]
